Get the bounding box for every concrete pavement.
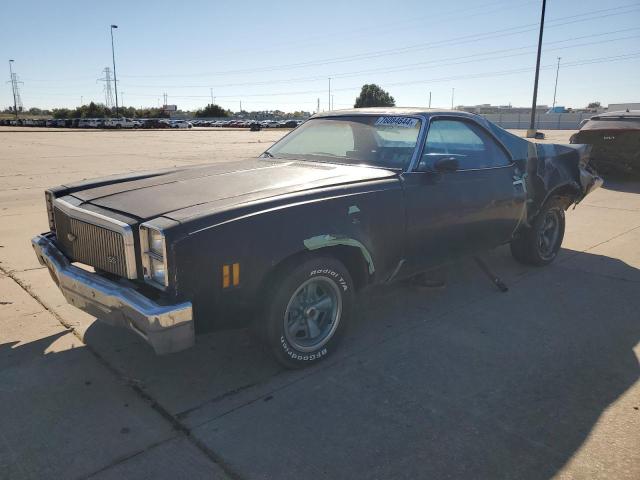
[1,128,638,479]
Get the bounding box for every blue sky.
[2,0,639,112]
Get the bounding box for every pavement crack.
[82,436,179,480]
[0,264,246,480]
[175,381,263,421]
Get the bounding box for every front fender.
[171,181,404,330]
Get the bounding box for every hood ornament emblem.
[67,233,77,242]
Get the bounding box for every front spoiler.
[31,233,194,354]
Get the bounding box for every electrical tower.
[7,60,23,119]
[97,67,115,108]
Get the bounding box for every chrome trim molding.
[54,198,138,279]
[32,233,194,355]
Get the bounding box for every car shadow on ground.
[39,247,640,479]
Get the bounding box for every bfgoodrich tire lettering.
[261,256,354,369]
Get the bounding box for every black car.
[570,110,640,175]
[32,108,601,368]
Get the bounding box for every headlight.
[45,190,55,231]
[149,256,166,285]
[148,229,165,255]
[139,223,168,289]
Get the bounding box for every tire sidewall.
[532,200,565,264]
[263,256,353,368]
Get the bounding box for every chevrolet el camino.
[32,108,602,368]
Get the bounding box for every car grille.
[54,206,129,277]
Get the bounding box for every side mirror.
[434,156,459,173]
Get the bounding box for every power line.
[117,29,640,90]
[24,51,640,104]
[96,52,639,101]
[118,3,640,79]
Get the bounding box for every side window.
[419,119,511,171]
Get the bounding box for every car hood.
[71,158,397,221]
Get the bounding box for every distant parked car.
[570,110,640,176]
[104,117,140,129]
[170,120,193,129]
[78,118,101,128]
[46,119,57,127]
[142,119,170,129]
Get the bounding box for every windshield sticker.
[375,116,419,128]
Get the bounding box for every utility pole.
[428,91,432,108]
[527,0,546,137]
[239,100,242,112]
[317,98,320,114]
[451,88,455,109]
[331,95,334,110]
[210,88,214,105]
[328,77,331,111]
[552,56,561,109]
[121,91,125,108]
[110,25,119,116]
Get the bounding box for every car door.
[402,116,525,274]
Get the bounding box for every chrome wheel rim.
[283,277,342,352]
[538,210,560,260]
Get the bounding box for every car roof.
[590,110,640,119]
[311,107,472,119]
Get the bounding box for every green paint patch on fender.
[303,234,375,274]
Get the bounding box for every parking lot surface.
[1,127,639,479]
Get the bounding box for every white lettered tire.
[260,256,354,369]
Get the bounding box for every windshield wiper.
[261,151,274,158]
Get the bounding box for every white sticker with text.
[375,116,419,128]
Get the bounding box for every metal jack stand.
[473,256,509,293]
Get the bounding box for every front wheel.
[511,197,566,266]
[259,256,354,369]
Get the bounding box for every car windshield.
[265,115,422,169]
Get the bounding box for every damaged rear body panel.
[33,108,601,355]
[486,121,602,222]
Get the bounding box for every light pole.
[451,88,455,110]
[552,57,561,109]
[527,0,547,138]
[328,77,331,111]
[110,25,119,117]
[428,91,432,108]
[8,59,18,120]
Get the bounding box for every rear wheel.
[258,256,353,369]
[511,197,565,266]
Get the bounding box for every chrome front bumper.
[32,233,195,354]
